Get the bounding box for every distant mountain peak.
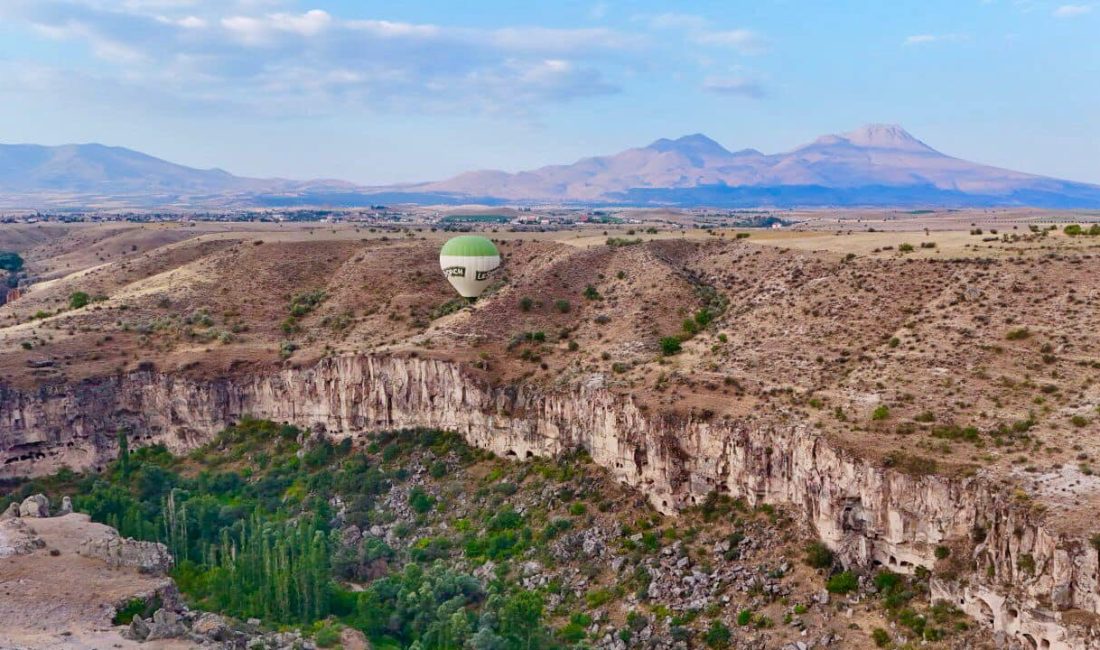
[645,133,731,157]
[810,123,937,152]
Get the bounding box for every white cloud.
[694,29,768,54]
[647,13,710,31]
[702,75,766,98]
[0,1,634,118]
[641,13,767,55]
[1053,4,1093,17]
[176,16,206,29]
[903,33,967,46]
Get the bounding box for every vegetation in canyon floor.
[2,419,977,649]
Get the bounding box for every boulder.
[340,627,371,650]
[192,612,231,641]
[0,502,18,520]
[122,615,151,641]
[146,608,186,640]
[58,496,73,515]
[19,494,49,518]
[78,529,173,574]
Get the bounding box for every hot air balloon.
[439,235,501,299]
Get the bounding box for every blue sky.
[0,0,1097,184]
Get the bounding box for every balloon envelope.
[439,235,501,298]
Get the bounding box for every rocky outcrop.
[78,528,173,575]
[0,354,1098,648]
[18,494,49,517]
[0,517,45,557]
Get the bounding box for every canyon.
[2,354,1097,649]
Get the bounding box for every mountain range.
[2,125,1099,209]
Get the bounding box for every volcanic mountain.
[2,125,1099,208]
[408,124,1100,207]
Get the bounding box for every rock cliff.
[0,354,1097,648]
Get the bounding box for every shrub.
[898,243,915,253]
[871,628,891,647]
[826,571,858,594]
[113,598,148,625]
[873,570,902,593]
[519,297,534,312]
[554,299,571,313]
[314,623,342,647]
[659,337,682,356]
[704,620,731,648]
[408,487,436,514]
[69,291,90,309]
[934,545,950,560]
[583,285,601,301]
[585,588,614,608]
[1005,327,1031,341]
[871,405,890,421]
[429,461,447,478]
[736,609,753,626]
[804,542,834,569]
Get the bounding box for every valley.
[0,216,1098,648]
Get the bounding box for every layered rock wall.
[0,355,1097,647]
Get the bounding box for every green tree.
[497,591,544,650]
[116,429,131,478]
[0,251,23,273]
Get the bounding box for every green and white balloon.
[439,235,501,299]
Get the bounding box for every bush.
[112,596,158,625]
[314,623,342,647]
[1005,327,1031,341]
[69,291,90,309]
[408,487,436,514]
[519,297,534,312]
[736,609,753,626]
[704,620,731,648]
[871,628,890,647]
[659,337,682,356]
[826,571,858,594]
[898,243,915,253]
[583,285,601,301]
[871,405,890,421]
[873,570,902,594]
[554,299,571,313]
[934,545,950,560]
[804,542,834,569]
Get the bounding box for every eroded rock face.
[78,528,173,575]
[0,354,1097,648]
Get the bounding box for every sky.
[0,0,1097,185]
